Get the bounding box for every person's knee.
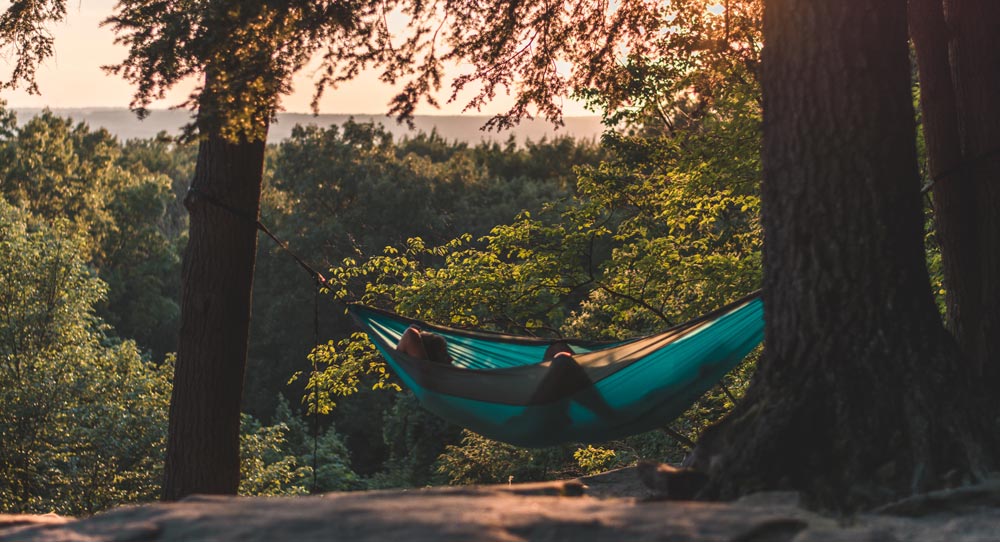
[543,341,574,361]
[401,327,421,343]
[397,327,426,358]
[552,351,576,367]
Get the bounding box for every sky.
[1,0,593,116]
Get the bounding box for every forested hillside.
[0,83,770,509]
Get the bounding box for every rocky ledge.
[3,469,998,542]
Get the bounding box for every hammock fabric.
[348,292,763,448]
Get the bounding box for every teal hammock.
[348,292,763,447]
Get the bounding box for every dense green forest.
[0,81,768,511]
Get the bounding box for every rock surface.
[3,469,999,542]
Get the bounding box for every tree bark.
[162,129,267,500]
[937,0,1000,384]
[909,0,979,363]
[689,0,997,510]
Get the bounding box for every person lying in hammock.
[397,326,572,370]
[396,325,454,364]
[397,329,614,418]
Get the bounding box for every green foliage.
[0,200,171,515]
[98,174,181,358]
[3,0,768,494]
[272,396,362,492]
[579,0,762,131]
[434,431,598,486]
[562,131,761,338]
[238,414,311,497]
[267,120,595,258]
[435,431,539,486]
[0,107,186,359]
[368,393,461,488]
[573,446,618,475]
[2,2,767,498]
[1,111,121,255]
[238,395,361,496]
[303,333,398,414]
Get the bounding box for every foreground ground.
[2,468,999,541]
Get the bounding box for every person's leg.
[531,352,616,419]
[397,326,429,360]
[529,352,591,403]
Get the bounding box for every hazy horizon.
[10,107,607,145]
[11,105,603,117]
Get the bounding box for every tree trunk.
[162,129,267,500]
[938,0,1000,385]
[909,0,979,363]
[689,0,997,510]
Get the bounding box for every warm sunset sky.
[3,0,592,116]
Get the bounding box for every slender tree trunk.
[909,0,979,360]
[162,128,267,500]
[689,0,997,510]
[939,0,1000,385]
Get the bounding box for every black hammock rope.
[187,187,327,285]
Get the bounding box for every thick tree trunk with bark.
[162,130,267,500]
[929,0,1000,385]
[689,0,997,510]
[953,2,1000,387]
